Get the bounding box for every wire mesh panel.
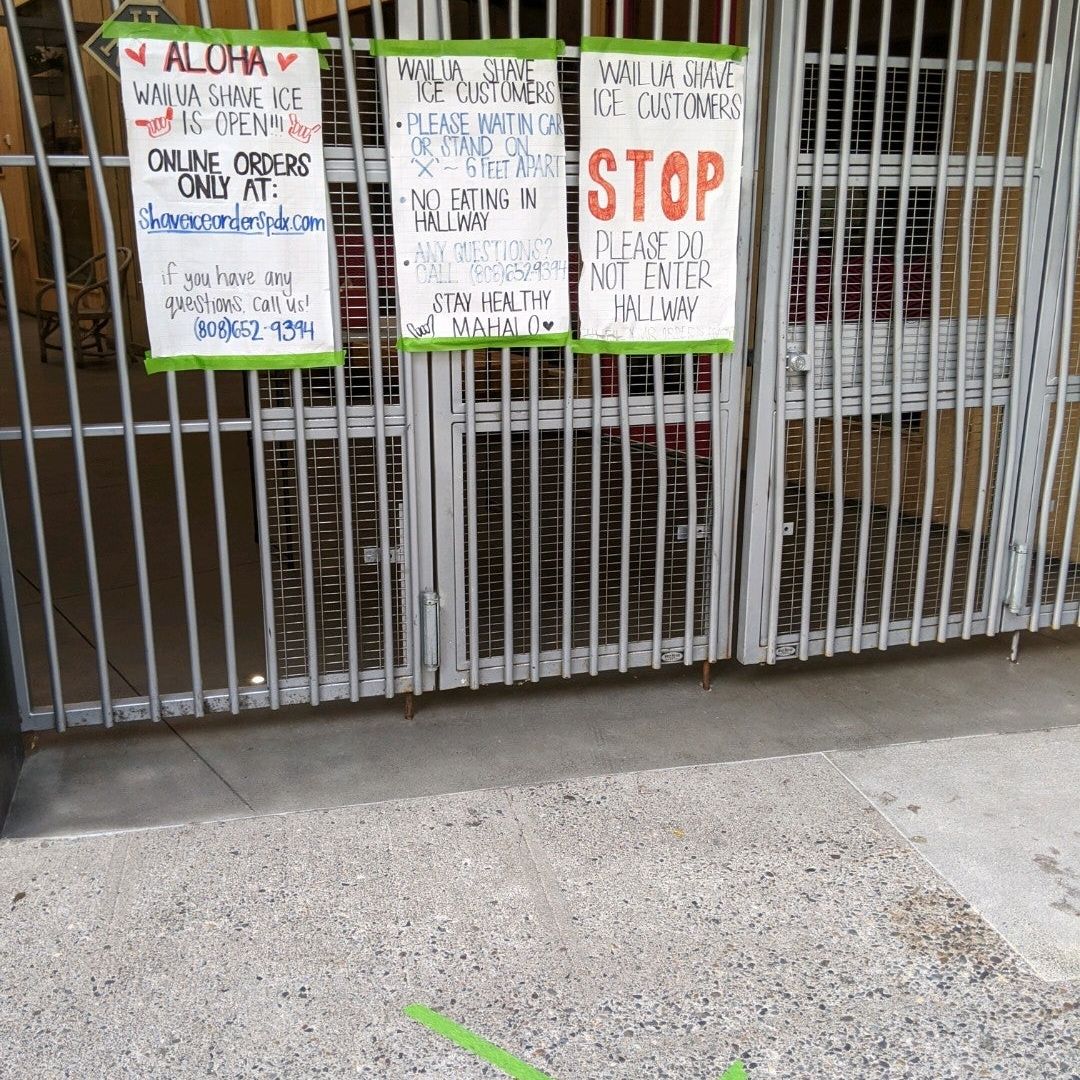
[739,0,1066,662]
[430,0,764,688]
[1021,79,1080,631]
[0,0,433,729]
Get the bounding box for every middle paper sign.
[375,39,571,352]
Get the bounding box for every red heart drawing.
[125,43,147,66]
[277,52,298,71]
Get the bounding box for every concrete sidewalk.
[7,628,1080,838]
[1,729,1078,1079]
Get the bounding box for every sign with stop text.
[104,22,342,372]
[373,38,571,352]
[576,37,748,354]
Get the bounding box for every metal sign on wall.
[82,0,180,81]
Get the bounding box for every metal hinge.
[1005,543,1029,615]
[785,348,811,374]
[421,591,440,670]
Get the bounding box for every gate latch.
[1005,542,1029,615]
[421,591,440,670]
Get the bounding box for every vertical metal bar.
[825,0,862,655]
[336,0,397,698]
[0,197,64,729]
[720,0,732,44]
[4,0,112,724]
[911,0,963,644]
[589,356,602,675]
[561,353,575,677]
[680,8,701,664]
[581,0,601,679]
[290,369,319,705]
[708,350,722,661]
[765,0,809,663]
[938,0,993,642]
[501,351,514,685]
[987,0,1052,632]
[465,352,480,688]
[330,300,359,701]
[247,376,280,709]
[651,356,668,667]
[653,0,664,38]
[528,348,541,681]
[167,375,203,716]
[60,0,161,717]
[851,0,893,654]
[372,0,423,695]
[292,0,307,29]
[1052,432,1080,626]
[961,0,1020,637]
[1031,105,1080,631]
[799,0,835,660]
[617,355,632,671]
[205,373,241,712]
[878,0,926,648]
[682,353,697,664]
[316,0,359,703]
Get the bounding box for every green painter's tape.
[370,37,564,59]
[144,350,344,374]
[572,338,734,355]
[720,1062,749,1080]
[404,1005,554,1080]
[581,36,748,60]
[100,22,330,49]
[400,332,570,353]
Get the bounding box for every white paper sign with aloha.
[104,23,342,373]
[576,37,747,355]
[375,39,571,352]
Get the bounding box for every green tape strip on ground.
[144,350,344,374]
[399,332,570,353]
[404,1004,554,1080]
[370,37,564,59]
[100,22,330,49]
[581,36,748,60]
[572,338,734,355]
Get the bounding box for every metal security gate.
[428,1,763,689]
[2,0,1077,736]
[0,0,438,730]
[0,0,760,733]
[738,0,1078,662]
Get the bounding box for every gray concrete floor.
[1,736,1078,1079]
[2,632,1079,1077]
[6,628,1080,838]
[0,315,262,706]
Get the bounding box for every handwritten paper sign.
[576,37,748,354]
[373,39,571,352]
[104,23,342,372]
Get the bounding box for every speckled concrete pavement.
[1,753,1077,1080]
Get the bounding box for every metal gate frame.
[428,0,766,690]
[1008,0,1080,633]
[737,0,1077,664]
[1,0,441,730]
